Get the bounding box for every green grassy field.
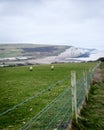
[0,62,96,130]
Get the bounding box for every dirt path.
[92,68,103,84]
[71,63,104,130]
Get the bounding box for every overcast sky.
[0,0,104,50]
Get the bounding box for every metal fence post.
[71,71,77,123]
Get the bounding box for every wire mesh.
[20,65,99,130]
[20,87,72,130]
[76,77,86,108]
[1,63,100,130]
[0,77,68,117]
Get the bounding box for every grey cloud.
[0,0,104,50]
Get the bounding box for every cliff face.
[0,44,104,65]
[55,47,104,62]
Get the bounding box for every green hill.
[0,44,70,58]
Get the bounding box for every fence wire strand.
[0,77,68,117]
[0,63,100,130]
[20,63,100,130]
[20,87,72,130]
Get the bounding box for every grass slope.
[71,62,104,130]
[0,44,69,58]
[0,62,96,129]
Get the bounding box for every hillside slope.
[71,63,104,130]
[0,44,69,58]
[0,44,104,65]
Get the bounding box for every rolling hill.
[0,44,104,65]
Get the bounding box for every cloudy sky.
[0,0,104,50]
